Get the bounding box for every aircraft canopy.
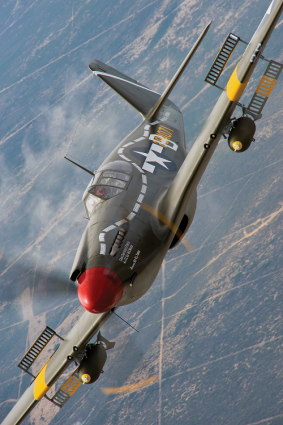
[83,161,132,218]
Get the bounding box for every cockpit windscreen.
[82,161,132,218]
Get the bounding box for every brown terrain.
[0,0,283,424]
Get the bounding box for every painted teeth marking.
[103,225,116,232]
[100,244,106,255]
[143,124,151,138]
[137,194,144,203]
[119,154,131,161]
[160,112,170,122]
[132,163,144,173]
[100,134,148,255]
[141,185,147,194]
[126,212,136,220]
[115,219,127,226]
[133,203,140,213]
[122,142,135,147]
[99,233,105,242]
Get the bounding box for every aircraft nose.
[77,267,123,313]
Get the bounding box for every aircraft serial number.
[119,241,133,264]
[130,250,140,270]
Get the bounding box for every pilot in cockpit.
[82,160,132,218]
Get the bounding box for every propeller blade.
[0,259,77,303]
[141,203,194,252]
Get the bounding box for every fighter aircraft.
[2,0,283,423]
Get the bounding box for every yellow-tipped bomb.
[233,141,243,151]
[82,374,91,384]
[228,117,256,153]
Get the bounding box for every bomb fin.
[97,331,115,350]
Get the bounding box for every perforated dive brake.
[51,370,82,408]
[18,326,63,378]
[204,33,239,87]
[246,60,283,118]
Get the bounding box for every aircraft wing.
[160,0,283,225]
[1,310,113,425]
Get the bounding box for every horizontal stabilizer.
[89,59,178,117]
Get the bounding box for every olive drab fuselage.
[71,103,191,307]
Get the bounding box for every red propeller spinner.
[77,267,123,313]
